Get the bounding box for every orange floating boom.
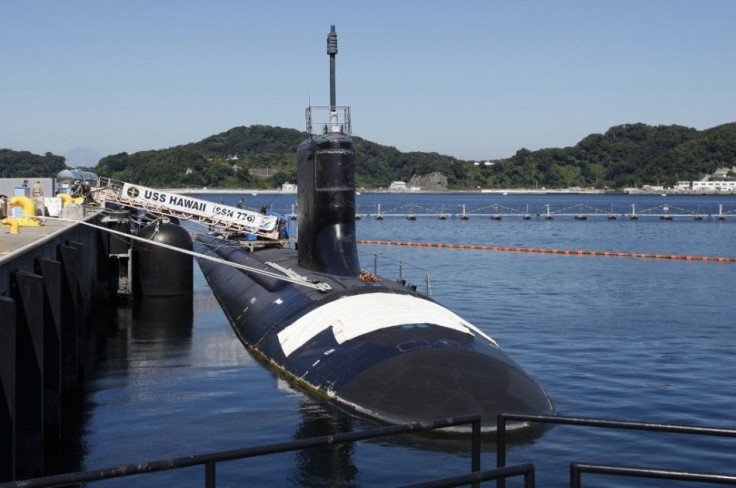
[356,240,736,262]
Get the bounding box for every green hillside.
[94,122,736,189]
[92,125,472,189]
[3,122,735,189]
[0,149,67,179]
[490,123,736,189]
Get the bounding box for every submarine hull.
[194,236,553,431]
[193,25,552,432]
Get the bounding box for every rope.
[38,214,331,291]
[357,240,736,263]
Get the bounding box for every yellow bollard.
[9,196,37,217]
[6,197,42,227]
[2,218,21,234]
[58,193,72,207]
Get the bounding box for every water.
[77,193,735,487]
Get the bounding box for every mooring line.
[356,240,736,263]
[35,215,329,290]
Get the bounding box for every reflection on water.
[39,297,193,480]
[290,402,358,487]
[130,296,194,346]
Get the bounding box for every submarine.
[194,26,554,432]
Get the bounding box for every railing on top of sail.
[93,177,282,240]
[306,105,351,136]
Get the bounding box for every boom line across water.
[356,240,736,263]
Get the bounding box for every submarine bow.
[194,25,554,431]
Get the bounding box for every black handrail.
[496,413,736,488]
[2,414,481,488]
[571,463,736,487]
[400,463,535,488]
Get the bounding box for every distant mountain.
[64,146,103,167]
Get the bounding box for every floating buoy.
[523,214,532,220]
[132,222,193,296]
[574,215,587,220]
[608,215,617,220]
[406,215,416,221]
[491,215,502,221]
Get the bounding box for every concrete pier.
[0,212,111,482]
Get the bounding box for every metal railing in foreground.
[496,413,736,488]
[570,463,736,487]
[3,414,529,488]
[400,463,535,488]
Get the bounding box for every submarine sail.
[194,26,554,431]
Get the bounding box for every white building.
[692,181,736,193]
[388,181,407,191]
[281,183,297,193]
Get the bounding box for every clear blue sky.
[2,1,734,162]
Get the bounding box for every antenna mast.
[327,25,339,131]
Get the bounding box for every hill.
[94,122,736,190]
[489,122,736,189]
[3,122,735,189]
[0,149,67,178]
[94,125,472,189]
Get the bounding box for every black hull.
[193,25,552,432]
[194,235,554,431]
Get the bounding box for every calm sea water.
[77,193,736,487]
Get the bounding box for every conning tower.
[296,25,360,277]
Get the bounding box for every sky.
[2,1,735,163]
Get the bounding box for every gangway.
[93,177,282,240]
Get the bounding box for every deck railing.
[2,414,505,488]
[496,412,736,488]
[6,412,736,487]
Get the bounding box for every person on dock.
[82,181,95,205]
[32,180,43,197]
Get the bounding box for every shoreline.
[166,188,736,196]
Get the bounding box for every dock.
[0,219,78,260]
[350,202,735,221]
[1,210,114,482]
